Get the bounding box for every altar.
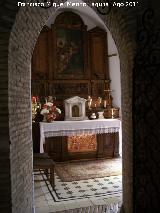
[40,119,121,161]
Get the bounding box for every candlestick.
[87,96,92,109]
[32,96,36,104]
[111,108,114,118]
[97,97,102,108]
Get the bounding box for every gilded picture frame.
[52,12,88,80]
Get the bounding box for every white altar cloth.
[40,119,121,153]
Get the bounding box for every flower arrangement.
[40,101,61,122]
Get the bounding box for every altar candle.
[104,100,107,108]
[87,96,92,109]
[111,108,114,118]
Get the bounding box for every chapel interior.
[31,7,122,211]
[1,0,159,212]
[31,9,122,162]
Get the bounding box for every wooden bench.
[33,153,55,189]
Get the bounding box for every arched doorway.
[8,2,134,212]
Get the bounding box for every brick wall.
[0,3,20,212]
[0,27,14,213]
[8,4,55,213]
[1,0,159,213]
[103,8,136,212]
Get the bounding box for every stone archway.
[7,2,136,213]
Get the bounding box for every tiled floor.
[34,171,122,213]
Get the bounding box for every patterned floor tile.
[34,171,122,212]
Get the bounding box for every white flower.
[45,102,53,107]
[41,108,49,115]
[56,108,61,114]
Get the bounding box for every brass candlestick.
[103,89,113,108]
[87,96,92,109]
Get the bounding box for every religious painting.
[53,12,88,80]
[56,28,84,75]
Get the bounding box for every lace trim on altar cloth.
[40,119,121,153]
[44,127,119,137]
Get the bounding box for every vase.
[43,116,47,122]
[90,113,96,119]
[42,113,57,122]
[43,114,48,122]
[98,111,104,119]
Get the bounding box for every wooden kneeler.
[33,153,55,188]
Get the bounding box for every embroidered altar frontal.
[68,134,97,152]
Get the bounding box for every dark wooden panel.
[31,80,47,97]
[32,26,50,80]
[45,137,62,161]
[88,27,108,80]
[103,133,115,158]
[97,133,119,158]
[52,80,90,98]
[104,108,119,118]
[97,134,104,158]
[31,20,110,103]
[45,137,62,152]
[61,136,68,161]
[43,133,119,162]
[48,27,54,80]
[114,132,120,157]
[91,80,105,97]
